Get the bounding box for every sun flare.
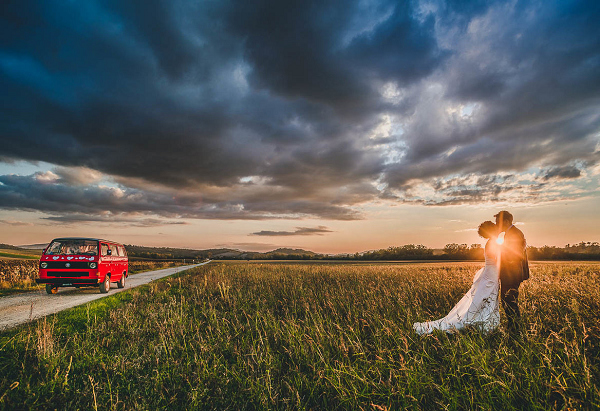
[496,233,505,245]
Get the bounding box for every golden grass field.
[0,260,598,409]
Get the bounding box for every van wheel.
[99,275,110,293]
[45,284,58,294]
[117,274,126,289]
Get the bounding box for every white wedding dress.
[413,242,501,335]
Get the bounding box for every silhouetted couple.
[413,211,529,335]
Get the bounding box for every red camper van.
[36,238,128,294]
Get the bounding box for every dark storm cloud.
[0,172,361,221]
[392,169,591,206]
[419,174,531,205]
[384,0,600,188]
[0,0,599,222]
[227,0,444,108]
[542,165,582,180]
[42,215,188,227]
[251,226,333,236]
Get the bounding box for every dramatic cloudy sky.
[1,0,599,252]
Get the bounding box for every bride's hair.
[478,221,497,238]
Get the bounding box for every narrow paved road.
[0,261,210,331]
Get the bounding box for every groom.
[495,211,529,330]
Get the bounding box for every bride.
[413,221,501,335]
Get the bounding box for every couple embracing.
[414,211,529,335]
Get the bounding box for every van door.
[100,243,109,279]
[121,246,128,276]
[114,245,123,279]
[117,245,127,276]
[110,244,120,280]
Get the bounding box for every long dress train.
[413,241,500,335]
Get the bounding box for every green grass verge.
[0,262,598,409]
[0,252,39,260]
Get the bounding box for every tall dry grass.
[0,261,598,409]
[0,260,38,291]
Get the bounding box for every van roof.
[51,237,124,245]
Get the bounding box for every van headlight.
[89,262,97,269]
[40,262,48,269]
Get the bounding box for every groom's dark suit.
[500,225,529,328]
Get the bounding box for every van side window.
[101,244,109,256]
[117,246,126,257]
[110,245,119,256]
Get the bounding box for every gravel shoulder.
[0,261,210,331]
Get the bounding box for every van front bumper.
[36,278,101,286]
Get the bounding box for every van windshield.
[45,240,98,256]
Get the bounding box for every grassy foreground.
[0,261,598,409]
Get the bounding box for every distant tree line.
[217,253,319,261]
[121,242,600,261]
[527,242,600,260]
[327,244,479,261]
[213,242,600,261]
[344,245,435,260]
